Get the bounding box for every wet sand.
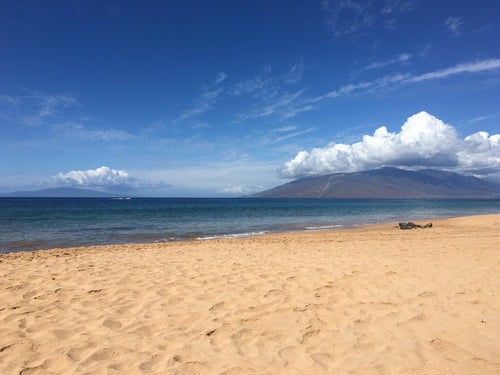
[1,215,499,374]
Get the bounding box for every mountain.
[249,167,500,199]
[0,187,121,198]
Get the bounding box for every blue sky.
[1,0,499,196]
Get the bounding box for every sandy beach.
[1,215,499,374]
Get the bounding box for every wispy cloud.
[234,89,308,123]
[175,72,227,123]
[308,73,410,104]
[381,0,416,28]
[73,56,500,136]
[358,52,411,73]
[230,65,294,100]
[406,58,500,82]
[51,122,133,141]
[445,16,464,36]
[418,43,432,58]
[322,0,374,38]
[281,61,305,84]
[468,114,499,124]
[230,62,309,122]
[274,127,317,143]
[214,72,228,84]
[322,0,416,38]
[245,125,319,149]
[0,95,20,107]
[25,90,78,118]
[308,58,500,106]
[169,62,308,125]
[0,89,135,144]
[0,90,79,126]
[176,88,223,122]
[230,75,272,97]
[274,125,298,132]
[233,58,500,123]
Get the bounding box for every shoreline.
[1,214,499,374]
[2,196,500,254]
[3,212,498,255]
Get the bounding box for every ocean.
[1,197,500,253]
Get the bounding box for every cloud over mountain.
[280,112,500,179]
[53,166,137,190]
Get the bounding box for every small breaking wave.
[196,231,271,241]
[305,224,343,230]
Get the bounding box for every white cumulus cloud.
[53,166,136,189]
[280,111,500,179]
[459,132,500,172]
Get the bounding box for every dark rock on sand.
[399,222,432,230]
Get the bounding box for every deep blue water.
[1,198,500,253]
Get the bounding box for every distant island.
[0,187,122,198]
[248,167,500,199]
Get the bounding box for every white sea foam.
[196,231,270,241]
[305,224,343,230]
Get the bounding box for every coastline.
[3,197,500,254]
[1,214,499,374]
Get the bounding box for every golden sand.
[1,215,499,374]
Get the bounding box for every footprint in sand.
[418,291,437,298]
[311,352,335,370]
[263,289,286,299]
[52,328,79,340]
[67,345,94,361]
[300,329,321,344]
[102,319,122,330]
[178,361,211,373]
[167,296,184,305]
[139,353,166,372]
[85,346,133,362]
[429,337,500,371]
[0,341,32,354]
[209,301,226,313]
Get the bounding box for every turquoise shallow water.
[1,198,500,253]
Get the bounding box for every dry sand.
[1,215,499,374]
